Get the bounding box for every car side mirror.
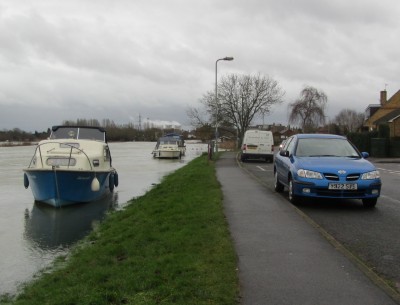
[361,152,369,159]
[279,150,290,157]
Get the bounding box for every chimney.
[380,90,387,105]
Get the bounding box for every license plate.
[328,183,358,190]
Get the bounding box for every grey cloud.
[1,0,400,131]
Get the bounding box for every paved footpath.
[216,152,399,305]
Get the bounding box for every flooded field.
[0,141,207,296]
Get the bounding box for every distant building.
[253,123,286,133]
[146,120,182,130]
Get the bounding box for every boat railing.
[27,142,93,170]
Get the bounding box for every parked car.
[241,130,274,162]
[274,134,381,207]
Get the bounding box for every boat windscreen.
[50,127,105,141]
[50,127,79,139]
[78,128,105,141]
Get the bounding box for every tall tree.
[188,73,284,143]
[334,109,365,134]
[289,86,327,132]
[186,107,209,129]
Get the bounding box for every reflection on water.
[23,193,117,251]
[0,142,208,296]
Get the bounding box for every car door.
[276,136,295,186]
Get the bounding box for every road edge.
[235,152,400,304]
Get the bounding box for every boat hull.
[24,169,114,207]
[153,150,181,159]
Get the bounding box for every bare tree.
[334,109,365,134]
[289,86,327,132]
[188,73,284,143]
[186,106,209,128]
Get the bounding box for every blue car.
[274,134,381,208]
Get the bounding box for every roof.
[365,104,381,110]
[51,125,106,132]
[373,108,400,125]
[364,90,400,127]
[388,115,400,123]
[295,133,346,140]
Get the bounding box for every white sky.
[1,0,399,132]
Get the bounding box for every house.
[364,90,400,137]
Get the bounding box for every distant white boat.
[152,133,186,159]
[23,126,118,207]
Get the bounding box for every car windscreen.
[295,138,360,158]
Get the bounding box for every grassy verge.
[9,154,238,305]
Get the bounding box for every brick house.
[364,90,400,137]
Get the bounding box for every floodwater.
[0,141,208,296]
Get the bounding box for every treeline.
[1,119,191,143]
[0,128,49,143]
[106,126,174,142]
[62,119,188,142]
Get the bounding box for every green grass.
[9,154,239,305]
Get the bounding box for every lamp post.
[215,56,234,152]
[324,115,330,133]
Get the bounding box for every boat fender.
[109,173,114,191]
[91,177,100,192]
[24,173,29,189]
[114,172,119,187]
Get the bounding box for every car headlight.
[361,170,380,180]
[297,169,323,179]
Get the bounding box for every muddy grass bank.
[3,154,238,305]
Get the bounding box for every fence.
[348,133,400,158]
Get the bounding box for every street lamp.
[324,115,330,133]
[215,56,234,152]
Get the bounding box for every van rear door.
[245,132,271,154]
[258,132,272,154]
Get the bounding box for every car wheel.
[288,178,299,205]
[241,155,246,162]
[274,171,284,193]
[362,198,377,208]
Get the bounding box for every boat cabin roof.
[50,126,107,142]
[163,133,183,139]
[159,137,179,144]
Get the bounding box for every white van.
[241,130,274,162]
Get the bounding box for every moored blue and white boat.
[23,126,118,207]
